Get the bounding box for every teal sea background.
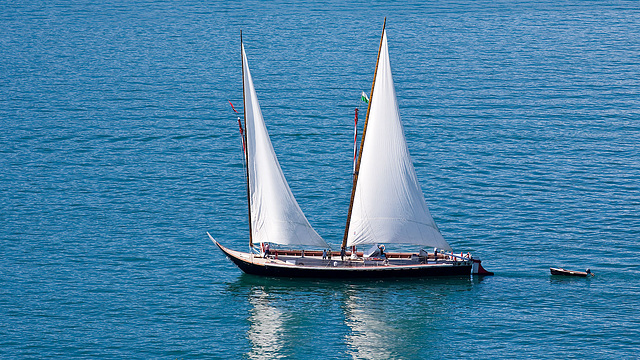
[1,0,639,358]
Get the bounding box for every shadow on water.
[548,274,596,285]
[223,274,484,359]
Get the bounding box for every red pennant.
[229,101,238,114]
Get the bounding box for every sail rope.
[352,107,358,177]
[352,92,369,178]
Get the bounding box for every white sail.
[346,30,452,251]
[242,44,328,248]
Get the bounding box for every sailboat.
[209,23,492,278]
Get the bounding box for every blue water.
[2,1,639,358]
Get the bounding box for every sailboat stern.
[471,259,494,276]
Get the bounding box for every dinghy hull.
[550,267,592,277]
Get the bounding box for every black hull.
[236,259,471,278]
[214,240,473,279]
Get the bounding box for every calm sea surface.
[1,1,639,358]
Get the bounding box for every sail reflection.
[235,277,474,359]
[342,279,472,359]
[246,287,287,360]
[343,287,394,359]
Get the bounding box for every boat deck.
[257,253,471,269]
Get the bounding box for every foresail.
[242,45,328,248]
[346,30,452,251]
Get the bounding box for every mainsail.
[241,44,327,248]
[345,30,452,251]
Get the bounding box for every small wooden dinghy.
[550,267,593,277]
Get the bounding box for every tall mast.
[341,18,386,250]
[241,31,254,248]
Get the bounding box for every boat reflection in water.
[246,287,287,360]
[343,286,394,359]
[341,280,467,359]
[234,276,475,358]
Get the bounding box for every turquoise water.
[2,1,639,358]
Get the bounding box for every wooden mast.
[241,31,254,249]
[341,18,386,251]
